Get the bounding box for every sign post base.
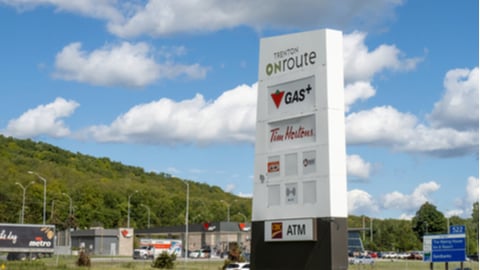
[250,217,348,270]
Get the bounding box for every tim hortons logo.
[270,84,312,109]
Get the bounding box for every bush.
[76,250,91,267]
[152,252,176,269]
[220,243,247,270]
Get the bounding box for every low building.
[67,224,362,258]
[135,221,251,257]
[70,227,134,256]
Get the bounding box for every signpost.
[251,29,347,269]
[423,225,467,270]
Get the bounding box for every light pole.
[28,171,47,224]
[16,181,34,224]
[237,212,247,223]
[62,193,73,247]
[62,193,73,216]
[127,191,138,228]
[183,181,189,261]
[141,204,151,228]
[220,200,231,222]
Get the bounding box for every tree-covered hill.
[1,135,477,255]
[0,135,251,230]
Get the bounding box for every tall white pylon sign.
[251,29,348,270]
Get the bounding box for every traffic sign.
[423,234,466,262]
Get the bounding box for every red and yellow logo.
[271,222,282,239]
[267,161,280,173]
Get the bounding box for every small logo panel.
[271,222,283,239]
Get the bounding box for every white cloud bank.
[106,1,403,38]
[348,176,479,218]
[4,31,477,160]
[381,181,441,212]
[347,154,373,180]
[428,68,479,131]
[53,42,208,88]
[346,67,479,157]
[348,189,379,215]
[1,0,404,38]
[3,97,79,138]
[82,83,257,145]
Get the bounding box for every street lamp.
[141,204,151,228]
[62,193,73,247]
[127,191,138,228]
[16,181,34,224]
[220,200,233,222]
[62,193,73,216]
[28,171,47,224]
[237,212,247,223]
[183,181,189,262]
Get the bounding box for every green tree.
[412,202,446,241]
[468,202,479,255]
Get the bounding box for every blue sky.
[0,0,478,220]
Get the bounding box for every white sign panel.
[265,219,316,242]
[253,29,346,221]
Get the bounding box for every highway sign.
[449,225,466,235]
[423,234,466,262]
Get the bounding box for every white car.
[225,262,250,270]
[351,255,375,265]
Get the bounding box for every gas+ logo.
[270,83,312,109]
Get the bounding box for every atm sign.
[265,219,316,242]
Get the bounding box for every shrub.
[76,250,91,267]
[152,252,176,269]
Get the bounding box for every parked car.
[189,248,210,258]
[407,252,423,260]
[225,262,250,270]
[7,252,40,261]
[382,252,397,259]
[351,255,375,265]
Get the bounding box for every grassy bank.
[0,257,478,270]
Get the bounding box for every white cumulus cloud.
[428,67,479,131]
[346,105,418,146]
[343,31,422,83]
[381,181,440,213]
[346,103,479,157]
[106,1,404,38]
[348,189,379,215]
[3,97,79,138]
[344,81,376,112]
[53,42,207,88]
[0,0,123,22]
[466,176,479,207]
[347,154,372,180]
[1,0,406,38]
[83,83,257,144]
